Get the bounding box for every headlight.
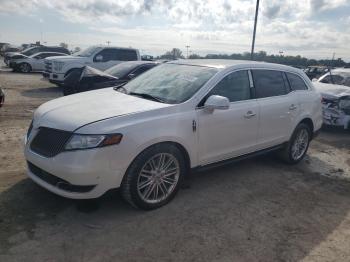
[65,133,123,150]
[53,61,64,72]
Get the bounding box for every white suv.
[42,46,140,85]
[25,60,322,209]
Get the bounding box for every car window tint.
[286,73,308,91]
[131,65,153,76]
[94,49,115,62]
[114,50,138,61]
[252,70,287,98]
[207,70,251,102]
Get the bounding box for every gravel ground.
[0,60,350,262]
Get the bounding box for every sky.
[0,0,349,61]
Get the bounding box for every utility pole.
[251,0,260,60]
[106,41,111,46]
[185,45,190,59]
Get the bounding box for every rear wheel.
[18,63,31,73]
[279,123,311,164]
[121,143,186,210]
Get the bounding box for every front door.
[196,70,259,165]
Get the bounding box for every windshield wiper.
[128,92,166,103]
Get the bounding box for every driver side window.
[207,70,251,102]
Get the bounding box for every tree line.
[158,48,349,68]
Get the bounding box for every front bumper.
[24,132,127,199]
[42,72,65,84]
[323,110,350,129]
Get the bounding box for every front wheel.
[18,63,31,73]
[279,123,311,164]
[121,143,186,210]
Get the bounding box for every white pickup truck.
[42,46,140,85]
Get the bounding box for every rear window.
[115,49,138,61]
[252,70,287,98]
[286,73,308,91]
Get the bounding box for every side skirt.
[192,144,286,173]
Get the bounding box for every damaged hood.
[313,82,350,100]
[82,66,117,79]
[33,88,170,131]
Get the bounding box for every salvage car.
[9,52,68,73]
[4,46,70,65]
[42,46,141,86]
[62,61,158,95]
[24,60,322,209]
[0,88,4,107]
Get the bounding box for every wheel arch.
[297,117,315,139]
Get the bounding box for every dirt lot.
[0,60,350,262]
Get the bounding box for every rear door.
[196,70,259,164]
[252,69,299,149]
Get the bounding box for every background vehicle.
[25,60,322,210]
[313,69,350,129]
[315,68,350,87]
[4,46,70,65]
[9,52,68,73]
[0,88,4,107]
[62,61,158,95]
[0,43,9,55]
[304,66,329,80]
[42,46,141,85]
[1,45,20,56]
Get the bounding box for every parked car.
[42,46,141,86]
[62,61,158,95]
[1,45,20,56]
[313,69,350,129]
[0,88,4,107]
[304,66,329,80]
[0,43,9,55]
[24,60,322,209]
[4,46,70,65]
[315,68,350,87]
[9,52,68,73]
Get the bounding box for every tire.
[279,123,311,164]
[121,143,186,210]
[18,63,31,73]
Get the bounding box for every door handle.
[289,104,297,110]
[244,111,256,119]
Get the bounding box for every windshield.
[122,63,218,104]
[21,47,38,56]
[74,46,101,57]
[320,72,350,87]
[105,62,138,78]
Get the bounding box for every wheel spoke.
[144,183,156,199]
[138,179,153,190]
[162,176,176,185]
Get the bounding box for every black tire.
[18,63,31,73]
[279,123,311,164]
[121,143,186,210]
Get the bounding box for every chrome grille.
[30,127,72,157]
[44,60,52,73]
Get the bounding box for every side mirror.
[204,95,230,111]
[95,55,103,62]
[312,78,318,82]
[128,73,136,79]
